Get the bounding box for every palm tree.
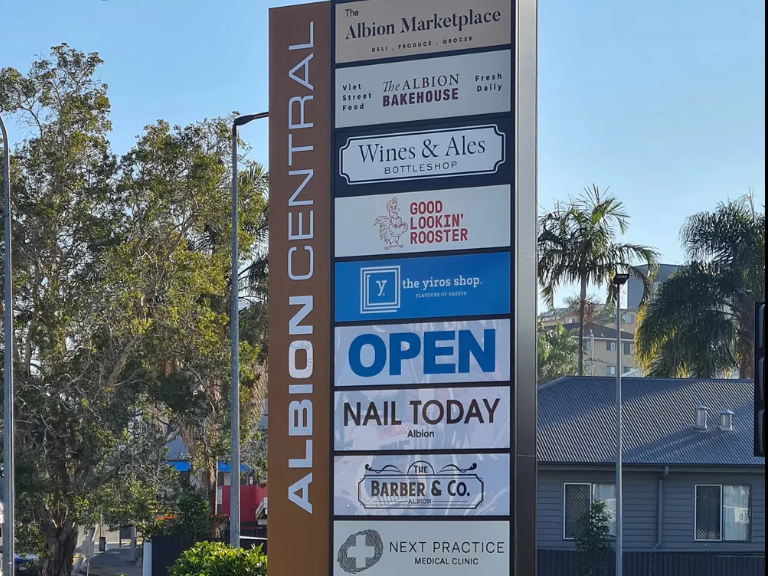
[636,196,765,378]
[539,185,659,375]
[538,321,579,384]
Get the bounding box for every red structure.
[222,484,267,523]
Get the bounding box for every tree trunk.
[41,522,78,576]
[578,278,588,376]
[201,465,218,516]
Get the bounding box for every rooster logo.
[374,197,409,250]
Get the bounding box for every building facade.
[537,377,765,553]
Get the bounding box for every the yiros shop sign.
[335,185,511,258]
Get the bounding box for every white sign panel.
[334,386,511,452]
[335,186,511,257]
[335,320,511,387]
[336,50,511,128]
[334,454,510,516]
[334,520,510,576]
[335,0,512,64]
[338,125,506,186]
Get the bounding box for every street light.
[1,113,15,576]
[230,112,268,548]
[612,272,630,576]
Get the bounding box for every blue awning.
[168,460,190,472]
[217,462,252,473]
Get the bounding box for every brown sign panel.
[268,2,331,575]
[335,0,512,64]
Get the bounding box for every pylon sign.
[756,302,765,458]
[269,1,538,574]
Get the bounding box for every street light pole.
[1,113,15,576]
[230,112,268,548]
[612,273,630,576]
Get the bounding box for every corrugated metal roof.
[537,377,765,466]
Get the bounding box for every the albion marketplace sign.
[268,1,538,575]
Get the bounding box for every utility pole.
[612,273,630,576]
[230,112,268,548]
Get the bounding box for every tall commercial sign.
[756,303,765,458]
[270,0,537,574]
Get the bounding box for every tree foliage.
[1,45,268,576]
[637,196,765,377]
[539,185,659,375]
[537,322,578,384]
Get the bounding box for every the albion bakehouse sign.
[335,49,511,128]
[336,0,511,63]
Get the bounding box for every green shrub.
[574,501,613,576]
[169,541,267,576]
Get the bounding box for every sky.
[1,0,765,306]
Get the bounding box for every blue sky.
[1,0,765,305]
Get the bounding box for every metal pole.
[230,112,268,548]
[230,124,241,548]
[1,113,15,576]
[615,288,623,576]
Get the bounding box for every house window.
[623,367,633,375]
[606,366,617,376]
[607,342,617,352]
[624,342,635,355]
[585,340,593,350]
[564,483,616,539]
[695,484,751,542]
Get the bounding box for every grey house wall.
[538,468,765,553]
[660,471,765,553]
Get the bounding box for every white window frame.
[606,366,617,376]
[693,483,752,543]
[562,482,616,540]
[607,341,617,352]
[624,342,635,355]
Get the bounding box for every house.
[537,377,765,553]
[564,323,639,376]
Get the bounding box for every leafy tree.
[537,322,578,384]
[637,196,765,377]
[144,482,213,541]
[539,185,659,375]
[242,428,268,485]
[574,501,613,576]
[1,45,268,575]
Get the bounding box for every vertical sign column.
[756,303,765,458]
[329,0,538,574]
[268,3,332,575]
